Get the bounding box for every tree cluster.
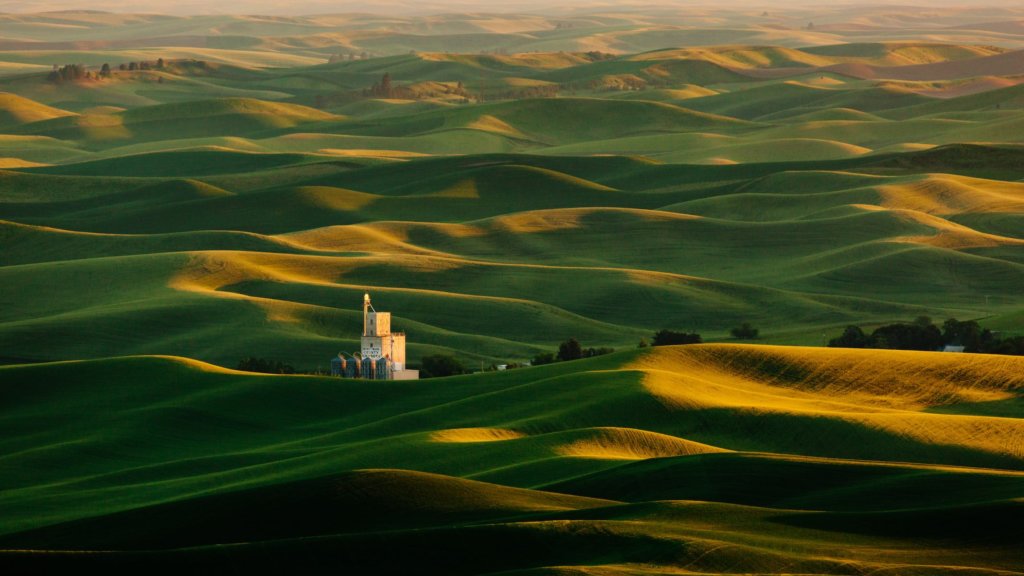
[650,329,703,346]
[582,51,615,62]
[365,72,395,98]
[47,64,90,83]
[237,357,296,374]
[118,58,165,72]
[531,338,614,366]
[828,317,1024,355]
[48,58,169,84]
[588,76,646,92]
[419,354,467,378]
[360,73,470,102]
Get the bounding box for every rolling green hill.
[2,146,1022,365]
[0,92,75,128]
[10,97,343,144]
[1,346,1022,573]
[2,15,1024,573]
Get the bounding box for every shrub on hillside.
[730,323,759,340]
[531,352,556,366]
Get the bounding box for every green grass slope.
[2,30,1024,575]
[10,97,343,144]
[2,150,1021,363]
[0,346,1022,574]
[0,92,75,128]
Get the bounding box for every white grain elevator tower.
[359,293,418,380]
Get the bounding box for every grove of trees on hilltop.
[828,317,1024,355]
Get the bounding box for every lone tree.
[420,354,466,378]
[731,322,759,340]
[100,63,111,77]
[557,338,583,361]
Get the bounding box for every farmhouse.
[330,293,419,380]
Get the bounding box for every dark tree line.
[649,329,703,346]
[828,317,1024,355]
[47,64,90,83]
[48,58,168,84]
[119,58,165,72]
[531,338,615,365]
[237,357,296,374]
[637,324,755,348]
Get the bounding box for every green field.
[2,346,1023,573]
[1,5,1023,574]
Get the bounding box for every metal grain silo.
[330,355,344,377]
[361,356,375,380]
[375,357,391,380]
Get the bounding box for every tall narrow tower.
[353,293,417,380]
[361,293,391,361]
[363,293,371,336]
